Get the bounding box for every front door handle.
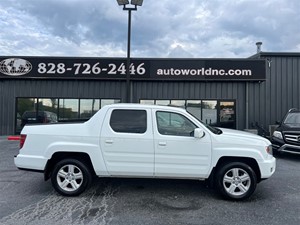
[105,140,114,144]
[158,141,167,146]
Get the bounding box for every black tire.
[51,158,92,196]
[216,162,257,200]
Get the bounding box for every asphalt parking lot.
[1,136,300,225]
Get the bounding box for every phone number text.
[37,62,146,75]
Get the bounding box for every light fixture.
[117,0,144,7]
[117,0,129,6]
[131,0,143,6]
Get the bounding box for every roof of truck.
[102,103,187,112]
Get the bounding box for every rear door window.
[110,109,147,133]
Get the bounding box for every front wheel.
[216,162,257,200]
[51,159,92,196]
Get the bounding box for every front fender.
[211,146,265,167]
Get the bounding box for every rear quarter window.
[110,109,147,133]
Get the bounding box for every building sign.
[150,59,266,81]
[0,57,266,81]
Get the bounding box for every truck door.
[100,108,154,176]
[153,110,212,178]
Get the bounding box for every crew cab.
[14,104,276,200]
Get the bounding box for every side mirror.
[194,128,205,138]
[275,120,281,125]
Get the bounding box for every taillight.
[20,134,27,149]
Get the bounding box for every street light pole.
[126,7,133,103]
[116,0,143,103]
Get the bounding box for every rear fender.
[45,141,108,176]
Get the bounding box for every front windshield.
[187,111,222,134]
[284,112,300,124]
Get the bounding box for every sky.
[0,0,299,58]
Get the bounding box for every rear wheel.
[216,162,257,200]
[51,158,92,196]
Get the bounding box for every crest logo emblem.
[0,58,32,76]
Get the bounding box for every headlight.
[265,145,273,155]
[273,131,283,139]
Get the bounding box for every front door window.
[156,111,197,137]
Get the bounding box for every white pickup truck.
[14,104,276,200]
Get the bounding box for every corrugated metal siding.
[0,80,16,134]
[248,56,300,132]
[0,79,126,135]
[133,81,245,100]
[8,80,126,99]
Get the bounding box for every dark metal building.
[0,52,299,136]
[248,52,300,134]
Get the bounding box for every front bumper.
[271,137,300,155]
[260,157,276,179]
